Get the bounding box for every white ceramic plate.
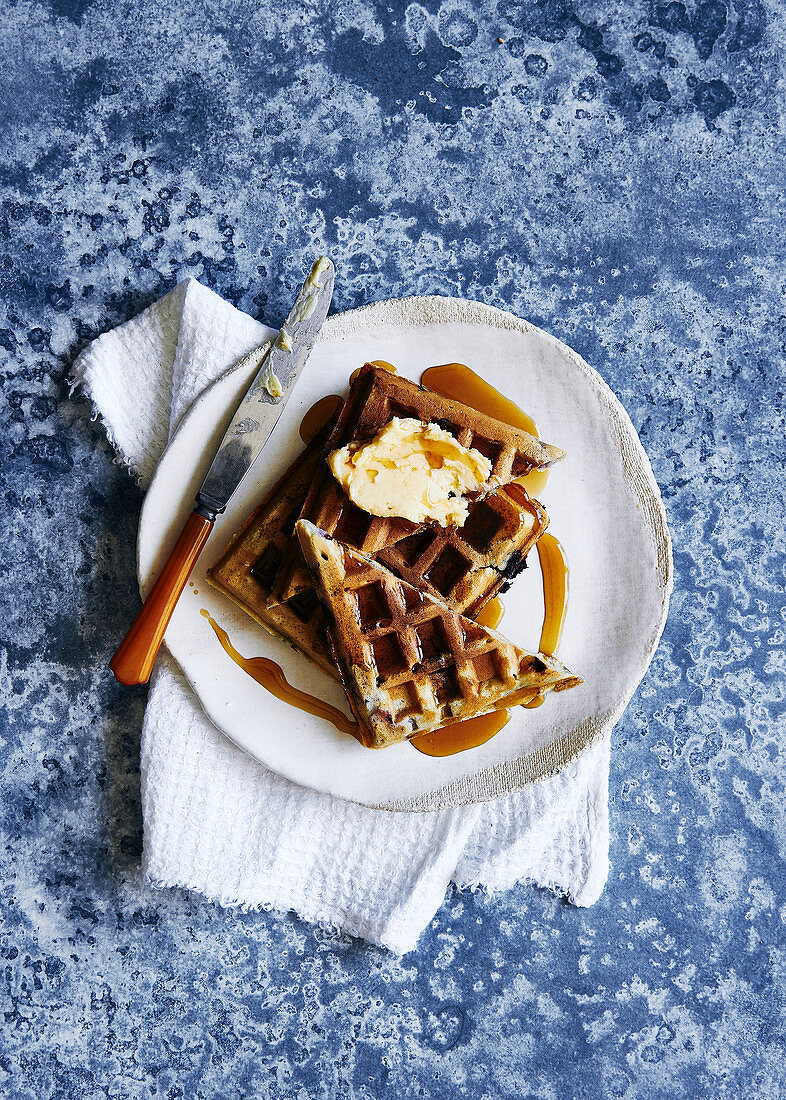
[139,297,672,811]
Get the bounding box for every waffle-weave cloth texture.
[73,278,610,953]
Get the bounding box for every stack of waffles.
[208,364,581,748]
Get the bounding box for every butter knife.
[110,256,335,686]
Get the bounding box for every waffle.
[206,436,335,676]
[296,520,582,749]
[273,363,564,604]
[377,481,548,618]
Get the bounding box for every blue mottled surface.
[1,0,784,1095]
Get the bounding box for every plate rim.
[139,294,673,811]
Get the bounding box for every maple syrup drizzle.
[200,610,359,738]
[518,539,568,712]
[299,394,343,444]
[421,363,550,496]
[475,596,504,630]
[408,710,511,758]
[535,533,569,658]
[411,362,569,757]
[422,363,539,434]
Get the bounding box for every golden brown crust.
[297,520,582,749]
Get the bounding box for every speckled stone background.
[1,0,784,1095]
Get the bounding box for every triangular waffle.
[296,520,582,749]
[273,363,564,604]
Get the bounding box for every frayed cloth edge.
[453,867,607,909]
[141,871,422,955]
[68,358,152,487]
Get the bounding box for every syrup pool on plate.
[200,609,358,739]
[299,395,343,444]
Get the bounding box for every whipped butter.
[328,417,492,526]
[261,369,283,398]
[291,255,331,323]
[275,327,293,352]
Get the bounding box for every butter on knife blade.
[196,255,335,520]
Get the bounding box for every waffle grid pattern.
[298,522,581,747]
[343,556,536,727]
[206,440,549,674]
[378,482,547,616]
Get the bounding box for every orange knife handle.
[110,509,214,686]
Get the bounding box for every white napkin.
[74,279,610,953]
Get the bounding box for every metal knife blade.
[196,256,335,518]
